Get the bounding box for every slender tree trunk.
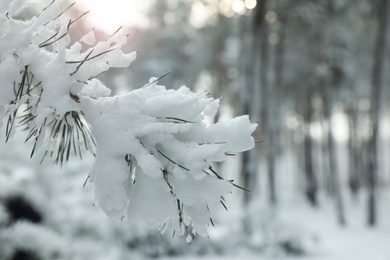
[347,104,360,196]
[241,129,255,205]
[318,1,347,225]
[266,49,277,205]
[320,96,331,196]
[265,14,286,205]
[303,88,317,206]
[211,15,228,99]
[239,10,260,234]
[256,0,268,139]
[324,91,346,225]
[368,0,389,226]
[253,0,276,206]
[240,149,258,234]
[265,17,277,205]
[294,94,306,194]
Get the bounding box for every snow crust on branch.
[0,1,135,128]
[80,82,256,237]
[0,1,257,239]
[0,1,135,162]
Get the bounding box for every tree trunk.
[265,14,286,205]
[255,0,268,139]
[211,15,229,99]
[347,104,360,196]
[368,0,389,226]
[239,9,260,234]
[319,95,331,196]
[266,55,277,205]
[324,90,346,225]
[252,0,276,206]
[303,88,317,206]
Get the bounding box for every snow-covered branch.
[0,1,257,240]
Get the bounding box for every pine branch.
[39,10,90,48]
[18,110,97,165]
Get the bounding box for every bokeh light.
[244,0,257,10]
[232,0,246,14]
[265,10,277,23]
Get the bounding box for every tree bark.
[347,104,360,196]
[319,95,331,196]
[254,0,268,139]
[368,0,389,226]
[324,90,346,225]
[303,88,317,206]
[239,9,261,234]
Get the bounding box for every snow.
[2,2,389,260]
[285,199,390,260]
[0,55,20,104]
[0,1,256,241]
[157,195,390,260]
[79,78,112,98]
[79,82,256,236]
[80,30,96,46]
[2,131,390,259]
[0,0,136,117]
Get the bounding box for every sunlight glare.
[310,122,323,140]
[190,1,218,28]
[331,112,349,143]
[219,0,235,17]
[232,0,245,14]
[79,0,150,33]
[190,1,208,28]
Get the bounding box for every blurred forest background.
[98,0,390,228]
[1,0,390,259]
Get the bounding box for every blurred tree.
[368,0,389,226]
[239,8,261,233]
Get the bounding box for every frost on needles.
[0,1,257,239]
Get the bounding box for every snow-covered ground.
[1,131,389,260]
[159,144,390,260]
[277,196,390,260]
[2,131,390,260]
[159,196,390,260]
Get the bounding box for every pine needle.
[83,173,90,188]
[157,148,190,171]
[142,70,172,88]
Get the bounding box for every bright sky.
[27,0,259,32]
[78,0,150,33]
[26,0,150,33]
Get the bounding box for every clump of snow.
[79,78,112,98]
[80,30,96,46]
[80,81,256,238]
